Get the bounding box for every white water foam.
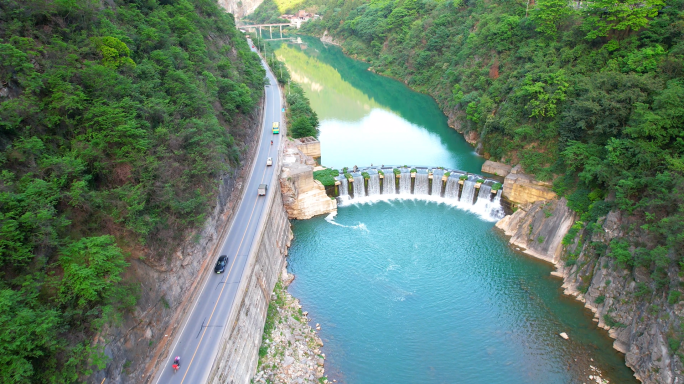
[325,212,369,231]
[336,193,503,222]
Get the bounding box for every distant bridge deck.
[239,20,305,35]
[240,23,292,28]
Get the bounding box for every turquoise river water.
[273,36,637,384]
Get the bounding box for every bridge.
[239,21,302,40]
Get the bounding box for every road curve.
[152,38,283,384]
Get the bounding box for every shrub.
[444,172,451,177]
[313,168,340,187]
[410,168,417,173]
[603,314,626,328]
[344,172,353,180]
[562,222,583,246]
[378,170,384,176]
[459,175,468,181]
[476,178,485,183]
[609,239,633,267]
[393,168,401,175]
[491,182,503,191]
[362,172,370,179]
[634,282,652,298]
[595,295,605,304]
[669,291,682,305]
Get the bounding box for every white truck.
[258,184,267,196]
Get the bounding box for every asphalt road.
[153,38,282,384]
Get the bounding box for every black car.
[214,255,228,273]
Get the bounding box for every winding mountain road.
[152,38,283,384]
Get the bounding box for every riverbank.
[496,198,684,382]
[253,268,327,384]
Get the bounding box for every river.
[271,36,637,384]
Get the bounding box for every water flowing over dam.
[277,36,638,384]
[332,166,504,221]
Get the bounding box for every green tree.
[583,0,665,40]
[92,37,136,69]
[291,116,318,138]
[531,0,572,38]
[59,236,128,307]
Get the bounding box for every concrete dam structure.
[332,166,506,221]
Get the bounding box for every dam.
[271,35,639,384]
[330,166,505,221]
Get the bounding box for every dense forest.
[250,0,684,361]
[0,0,264,381]
[292,2,684,278]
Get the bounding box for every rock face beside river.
[503,165,557,204]
[253,269,327,384]
[555,210,684,384]
[495,198,576,264]
[481,160,512,178]
[217,0,264,19]
[496,199,684,383]
[280,139,336,220]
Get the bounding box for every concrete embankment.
[490,160,684,383]
[207,180,293,383]
[206,136,334,382]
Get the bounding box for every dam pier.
[321,165,506,221]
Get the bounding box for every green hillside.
[294,0,684,285]
[0,0,263,381]
[246,0,684,366]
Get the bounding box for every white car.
[266,157,273,166]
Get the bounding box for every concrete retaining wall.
[207,181,291,383]
[206,81,293,383]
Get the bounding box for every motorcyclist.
[172,356,180,372]
[271,140,273,145]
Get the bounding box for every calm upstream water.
[274,36,637,383]
[274,37,481,172]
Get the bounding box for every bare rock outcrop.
[218,0,264,20]
[502,165,557,204]
[280,139,336,220]
[320,30,342,46]
[481,160,512,177]
[495,198,576,264]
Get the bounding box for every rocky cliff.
[496,198,576,264]
[218,0,264,20]
[280,139,336,220]
[496,198,684,383]
[502,165,558,205]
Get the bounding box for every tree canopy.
[0,0,264,380]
